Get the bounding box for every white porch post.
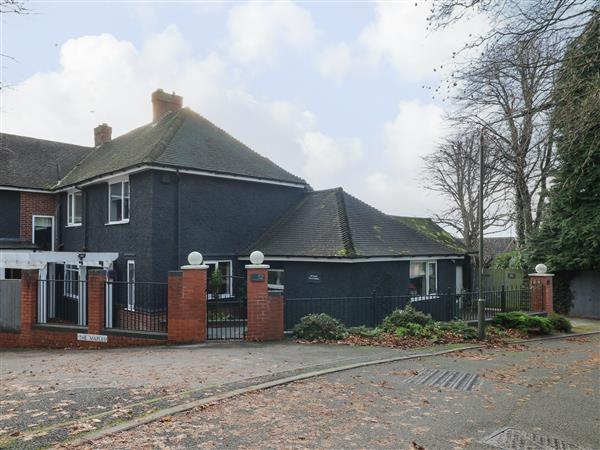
[78,265,87,326]
[37,264,48,324]
[47,263,56,319]
[105,275,113,328]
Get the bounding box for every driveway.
[0,339,462,448]
[75,335,600,449]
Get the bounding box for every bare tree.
[445,37,558,246]
[423,130,509,251]
[429,0,598,69]
[1,0,30,90]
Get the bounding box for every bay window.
[108,180,130,224]
[409,261,437,296]
[67,190,82,226]
[206,261,232,297]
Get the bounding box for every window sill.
[207,294,233,300]
[105,220,130,226]
[410,295,440,301]
[268,285,284,290]
[65,223,82,228]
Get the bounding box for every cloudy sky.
[1,1,488,219]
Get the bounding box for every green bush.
[395,323,424,337]
[382,305,433,331]
[440,321,478,340]
[548,313,572,333]
[293,314,347,340]
[347,326,381,338]
[492,311,552,335]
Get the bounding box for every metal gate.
[206,275,247,340]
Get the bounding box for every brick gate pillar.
[20,270,39,346]
[246,251,284,341]
[168,252,208,344]
[529,264,554,314]
[87,270,106,335]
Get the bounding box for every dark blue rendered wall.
[267,258,458,299]
[0,190,20,238]
[61,171,305,282]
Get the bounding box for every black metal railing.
[37,279,87,326]
[106,281,168,333]
[284,285,544,331]
[207,297,247,340]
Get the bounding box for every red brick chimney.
[152,89,183,122]
[94,123,112,147]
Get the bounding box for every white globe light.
[535,263,547,274]
[187,251,203,266]
[249,250,264,265]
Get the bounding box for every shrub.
[293,314,346,340]
[382,305,433,331]
[492,311,552,335]
[347,326,381,338]
[442,321,478,340]
[395,323,423,337]
[548,313,572,333]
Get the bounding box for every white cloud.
[316,42,352,82]
[1,27,361,192]
[226,1,318,66]
[299,132,363,188]
[312,2,487,83]
[353,100,449,217]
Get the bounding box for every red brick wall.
[246,267,284,341]
[19,192,57,242]
[167,269,207,343]
[0,270,167,349]
[530,275,554,314]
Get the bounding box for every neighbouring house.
[0,89,468,323]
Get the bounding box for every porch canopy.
[0,251,119,271]
[0,251,119,327]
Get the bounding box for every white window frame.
[63,264,80,299]
[409,260,438,297]
[32,215,55,251]
[107,178,130,225]
[66,190,83,227]
[268,269,284,291]
[206,260,233,298]
[127,260,135,311]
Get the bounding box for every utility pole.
[478,131,486,340]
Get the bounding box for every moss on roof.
[391,216,466,253]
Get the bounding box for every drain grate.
[482,427,583,450]
[403,368,481,391]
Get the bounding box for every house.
[0,89,467,311]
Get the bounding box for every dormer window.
[67,190,82,226]
[108,179,130,224]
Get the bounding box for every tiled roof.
[1,108,306,190]
[0,133,90,190]
[246,188,466,258]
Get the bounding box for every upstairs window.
[409,261,437,296]
[67,191,82,226]
[108,180,130,224]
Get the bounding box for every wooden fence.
[0,280,21,330]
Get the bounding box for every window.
[268,269,284,291]
[206,261,232,297]
[67,191,83,226]
[64,264,79,299]
[127,260,135,310]
[32,215,54,251]
[409,261,437,296]
[108,180,130,224]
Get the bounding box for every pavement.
[73,334,600,450]
[0,339,470,449]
